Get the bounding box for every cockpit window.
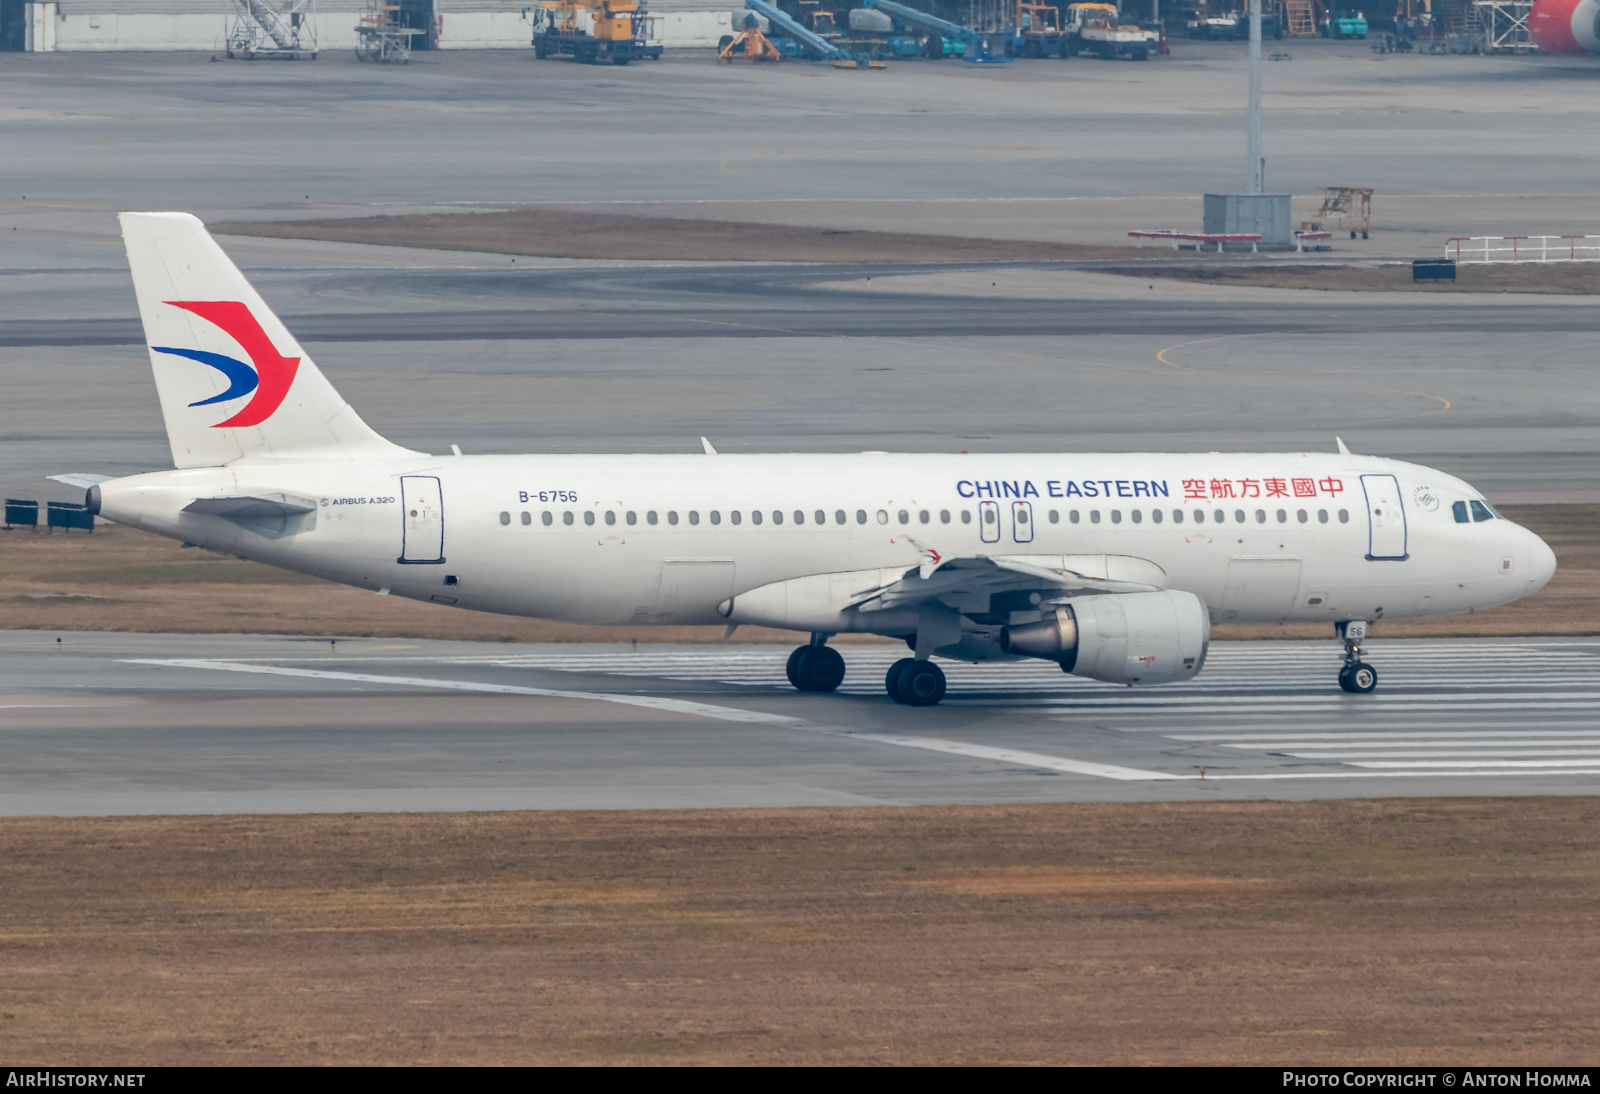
[1452,501,1469,524]
[1470,500,1495,523]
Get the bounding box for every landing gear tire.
[787,645,845,692]
[887,658,946,706]
[1339,662,1378,694]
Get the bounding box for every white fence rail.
[1445,236,1600,264]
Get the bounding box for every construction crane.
[527,0,663,64]
[863,0,1013,61]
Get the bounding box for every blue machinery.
[863,0,1012,62]
[740,0,1010,65]
[740,0,874,64]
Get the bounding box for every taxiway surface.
[4,631,1598,815]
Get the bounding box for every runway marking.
[125,659,1181,782]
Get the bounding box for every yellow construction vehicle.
[719,13,784,60]
[528,0,662,64]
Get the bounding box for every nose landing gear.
[786,635,846,693]
[1337,620,1378,694]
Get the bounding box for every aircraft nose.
[1527,529,1557,594]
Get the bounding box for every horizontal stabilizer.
[48,473,114,489]
[183,493,318,539]
[183,494,318,519]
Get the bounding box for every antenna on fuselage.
[701,437,718,456]
[1336,436,1352,456]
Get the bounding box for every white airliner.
[58,213,1557,706]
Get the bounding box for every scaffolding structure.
[356,0,421,61]
[1472,0,1534,52]
[1304,186,1372,239]
[226,0,318,58]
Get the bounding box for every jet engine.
[999,590,1210,685]
[1530,0,1600,53]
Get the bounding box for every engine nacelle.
[999,590,1210,685]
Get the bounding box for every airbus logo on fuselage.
[151,300,300,428]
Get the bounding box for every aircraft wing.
[47,473,115,489]
[849,552,1167,614]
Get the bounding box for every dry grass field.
[209,210,1135,265]
[1109,260,1600,296]
[2,506,1594,643]
[212,211,1600,295]
[2,798,1598,1065]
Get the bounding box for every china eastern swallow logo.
[150,301,300,429]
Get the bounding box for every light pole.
[1246,0,1263,193]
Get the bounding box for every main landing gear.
[886,657,946,706]
[1337,619,1378,694]
[786,636,846,693]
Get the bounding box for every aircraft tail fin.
[119,212,417,469]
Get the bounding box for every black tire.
[1132,47,1148,60]
[1096,42,1115,60]
[926,35,944,58]
[1339,662,1378,694]
[900,661,947,706]
[886,657,919,703]
[534,39,549,59]
[718,34,733,51]
[805,647,846,692]
[612,55,630,65]
[786,646,808,689]
[1057,38,1069,58]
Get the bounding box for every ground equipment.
[528,0,662,64]
[355,0,420,62]
[1320,8,1369,35]
[1064,2,1158,58]
[1014,0,1068,55]
[719,12,785,59]
[863,0,1011,61]
[742,0,885,66]
[1183,0,1284,38]
[226,0,318,58]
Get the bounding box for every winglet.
[701,437,718,455]
[1336,436,1352,456]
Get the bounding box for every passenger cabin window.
[1255,509,1266,524]
[1048,510,1059,524]
[1090,510,1101,524]
[1193,510,1205,524]
[752,510,763,525]
[772,511,783,525]
[984,508,997,526]
[710,511,721,525]
[835,510,846,525]
[542,511,553,526]
[877,510,888,524]
[731,511,742,525]
[817,510,827,525]
[1234,509,1245,523]
[1338,509,1349,523]
[1470,500,1495,522]
[856,510,868,524]
[647,511,658,525]
[919,510,930,524]
[1110,510,1121,524]
[1318,509,1328,523]
[1172,509,1183,523]
[1277,509,1287,523]
[961,510,971,524]
[1297,509,1308,523]
[794,511,804,525]
[627,511,637,525]
[688,511,699,525]
[563,511,574,526]
[522,511,532,526]
[1151,509,1162,524]
[898,510,909,524]
[668,511,679,525]
[499,511,510,525]
[1070,510,1080,524]
[941,510,952,524]
[1131,509,1142,524]
[584,511,595,526]
[1214,509,1225,523]
[605,511,615,525]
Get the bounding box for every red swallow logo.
[163,301,300,428]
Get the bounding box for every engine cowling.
[999,590,1210,685]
